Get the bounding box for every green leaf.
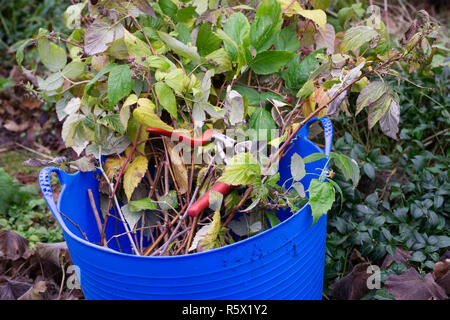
[190,210,221,252]
[291,153,306,181]
[176,5,197,23]
[223,12,250,61]
[218,153,261,186]
[250,0,282,51]
[108,64,135,109]
[62,61,85,80]
[363,162,376,180]
[250,50,295,75]
[341,25,378,53]
[329,152,360,187]
[311,0,331,10]
[64,2,85,29]
[83,63,117,96]
[121,204,143,230]
[15,39,33,70]
[37,72,64,92]
[356,81,389,115]
[129,198,158,212]
[154,81,178,119]
[303,152,327,163]
[123,29,170,70]
[296,80,315,99]
[274,23,300,52]
[308,179,335,224]
[159,0,178,18]
[38,39,67,72]
[196,23,221,56]
[249,107,276,130]
[159,191,179,211]
[157,31,201,63]
[281,49,323,91]
[101,114,125,134]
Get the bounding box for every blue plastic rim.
[39,117,333,300]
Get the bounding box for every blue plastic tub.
[39,116,332,300]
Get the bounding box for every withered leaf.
[0,230,29,261]
[385,268,448,300]
[329,262,371,300]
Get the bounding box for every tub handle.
[302,116,333,156]
[39,167,66,227]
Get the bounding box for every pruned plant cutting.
[12,0,439,263]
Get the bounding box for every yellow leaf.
[297,9,327,31]
[123,94,138,107]
[104,156,124,180]
[137,98,156,112]
[278,0,302,16]
[133,106,174,132]
[278,0,327,31]
[164,137,189,194]
[123,155,148,201]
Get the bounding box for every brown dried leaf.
[3,120,29,132]
[329,262,371,300]
[0,277,33,300]
[385,268,448,300]
[0,230,29,261]
[164,137,188,194]
[381,247,413,269]
[35,242,69,267]
[433,259,450,295]
[17,280,47,300]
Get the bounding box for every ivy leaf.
[154,82,178,119]
[84,21,124,56]
[291,153,306,181]
[133,106,174,132]
[196,23,221,56]
[38,39,67,72]
[108,64,135,109]
[157,31,201,63]
[218,153,261,186]
[250,0,282,51]
[341,25,378,53]
[274,23,300,52]
[124,156,148,201]
[249,50,295,75]
[308,179,335,225]
[129,198,158,212]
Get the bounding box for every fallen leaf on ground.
[329,262,371,300]
[0,230,29,261]
[381,247,413,269]
[433,259,450,295]
[385,268,448,300]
